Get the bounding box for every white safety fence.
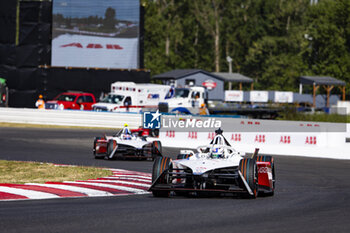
[158,131,350,160]
[0,107,349,159]
[157,116,350,160]
[0,107,142,129]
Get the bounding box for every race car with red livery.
[149,128,275,198]
[93,125,162,160]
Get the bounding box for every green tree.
[192,0,224,72]
[303,0,350,91]
[221,0,267,73]
[104,7,116,30]
[244,0,310,91]
[144,0,192,75]
[142,0,349,93]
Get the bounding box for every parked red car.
[45,92,96,110]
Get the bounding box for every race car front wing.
[149,167,254,196]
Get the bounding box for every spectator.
[35,94,45,110]
[199,103,209,115]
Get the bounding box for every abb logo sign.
[300,123,320,127]
[208,132,215,140]
[207,133,242,141]
[255,135,266,143]
[61,43,123,50]
[258,167,271,174]
[280,136,291,144]
[165,131,175,138]
[188,132,198,139]
[231,134,242,142]
[305,136,317,145]
[241,121,260,125]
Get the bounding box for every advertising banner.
[274,91,293,103]
[250,91,268,102]
[52,0,140,69]
[202,79,217,90]
[225,90,243,102]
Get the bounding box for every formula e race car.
[149,129,275,198]
[93,126,162,160]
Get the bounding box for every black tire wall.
[0,1,149,108]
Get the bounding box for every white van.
[92,82,173,112]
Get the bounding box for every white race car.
[93,126,162,160]
[149,129,275,198]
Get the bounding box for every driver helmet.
[211,146,224,159]
[122,123,130,135]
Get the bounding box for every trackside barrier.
[159,131,350,160]
[158,116,350,160]
[0,108,142,129]
[0,107,349,159]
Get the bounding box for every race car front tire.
[151,140,162,160]
[151,156,172,197]
[239,158,258,198]
[93,137,105,159]
[106,139,117,160]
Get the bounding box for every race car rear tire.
[152,156,172,197]
[256,155,275,196]
[151,141,162,160]
[106,139,117,160]
[239,158,258,198]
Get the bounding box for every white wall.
[1,107,349,160]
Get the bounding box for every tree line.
[143,0,350,93]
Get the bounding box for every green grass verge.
[0,122,114,130]
[276,109,349,123]
[0,160,112,184]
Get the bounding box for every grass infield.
[0,160,112,184]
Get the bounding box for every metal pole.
[226,56,232,91]
[228,61,232,74]
[313,84,320,108]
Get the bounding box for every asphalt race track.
[0,127,349,233]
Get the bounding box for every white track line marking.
[65,181,149,194]
[26,183,114,197]
[113,173,152,177]
[111,175,152,180]
[0,186,59,199]
[108,169,151,176]
[88,180,151,188]
[103,177,151,183]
